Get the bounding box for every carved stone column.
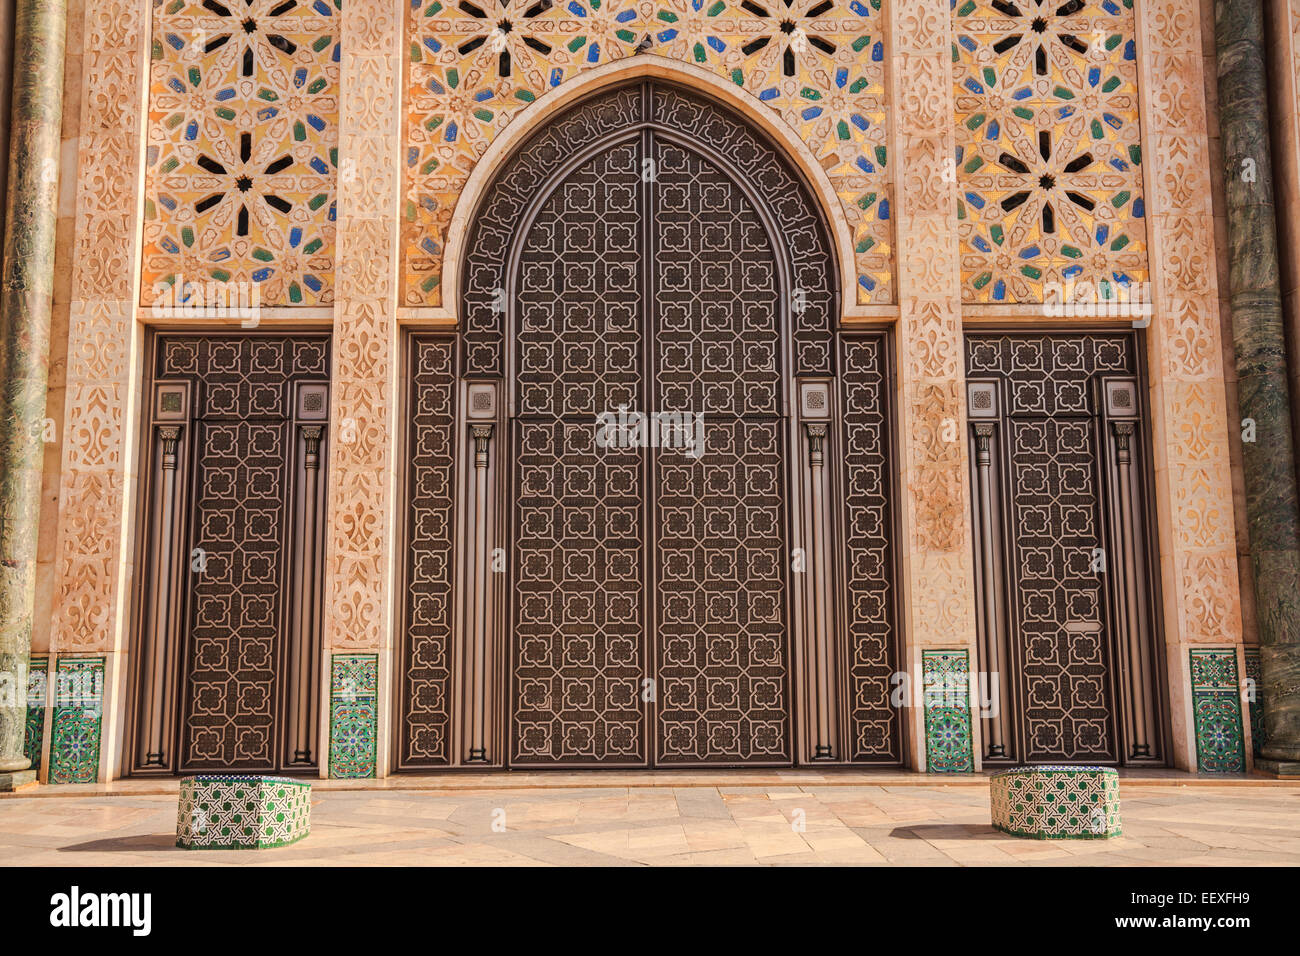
[0,0,67,786]
[50,0,152,785]
[1212,0,1300,773]
[1135,0,1245,771]
[888,0,980,769]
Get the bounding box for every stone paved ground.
[3,780,1299,865]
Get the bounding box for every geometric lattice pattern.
[654,84,836,379]
[953,0,1147,302]
[157,336,331,772]
[509,134,647,764]
[653,126,796,765]
[329,655,378,778]
[48,657,105,785]
[839,336,899,762]
[513,421,647,764]
[990,765,1122,839]
[656,420,791,764]
[143,0,340,306]
[404,0,893,307]
[24,656,48,775]
[505,87,814,765]
[462,81,837,380]
[176,775,312,849]
[461,83,639,377]
[967,333,1135,763]
[1190,649,1246,774]
[922,649,974,773]
[1243,646,1264,759]
[401,337,458,768]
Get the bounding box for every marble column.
[1214,0,1300,771]
[0,0,66,789]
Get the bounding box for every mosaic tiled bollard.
[990,766,1121,839]
[176,776,311,850]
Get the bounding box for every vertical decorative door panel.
[399,336,459,768]
[838,335,901,762]
[131,335,331,775]
[966,333,1163,765]
[651,137,790,765]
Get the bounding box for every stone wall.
[31,0,1251,778]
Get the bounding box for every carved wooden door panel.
[131,335,330,775]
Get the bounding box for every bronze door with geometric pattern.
[509,125,793,767]
[966,332,1164,766]
[400,80,903,770]
[128,334,331,776]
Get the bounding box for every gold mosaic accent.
[142,0,341,307]
[403,0,893,306]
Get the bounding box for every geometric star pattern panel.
[405,0,892,307]
[329,654,378,778]
[1189,648,1246,774]
[952,0,1147,303]
[922,649,975,772]
[48,658,106,785]
[142,0,340,307]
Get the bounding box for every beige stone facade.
[28,0,1262,781]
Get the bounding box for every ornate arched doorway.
[399,80,901,769]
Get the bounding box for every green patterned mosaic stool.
[176,776,312,849]
[990,766,1121,839]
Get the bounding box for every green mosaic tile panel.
[24,656,48,774]
[922,648,974,773]
[990,765,1121,839]
[1190,648,1246,774]
[176,775,312,849]
[48,657,105,785]
[329,654,377,779]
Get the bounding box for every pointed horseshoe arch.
[460,80,838,379]
[438,56,858,325]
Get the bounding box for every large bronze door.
[129,334,330,775]
[966,332,1164,765]
[404,81,902,770]
[508,128,793,767]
